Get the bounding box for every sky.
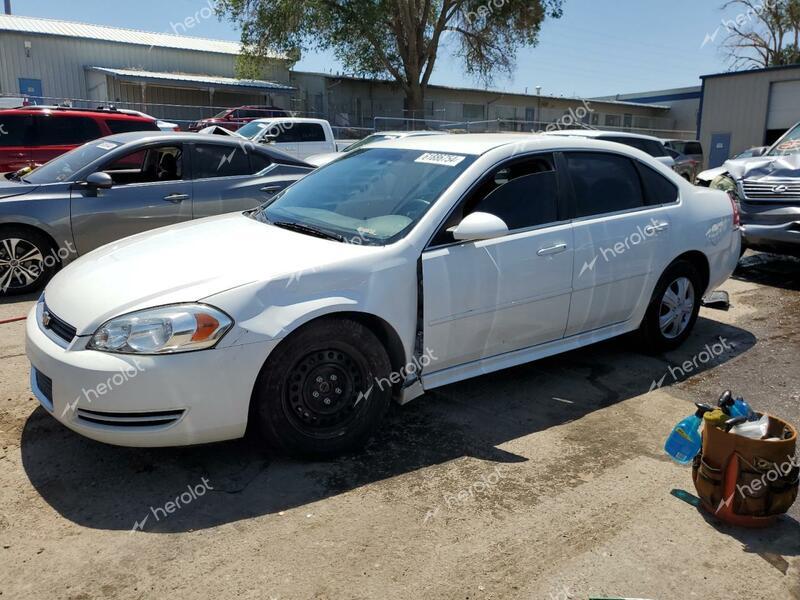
[10,0,746,98]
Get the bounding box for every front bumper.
[25,301,279,447]
[741,221,800,249]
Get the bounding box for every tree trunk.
[404,82,425,130]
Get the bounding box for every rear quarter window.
[105,119,160,134]
[30,115,102,146]
[635,162,679,205]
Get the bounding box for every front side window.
[258,147,476,244]
[431,154,560,246]
[102,145,183,185]
[105,119,159,134]
[566,152,644,217]
[31,115,101,146]
[192,144,250,179]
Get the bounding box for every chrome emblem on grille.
[42,310,51,328]
[772,184,789,194]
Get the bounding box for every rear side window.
[105,119,160,134]
[30,115,102,146]
[683,142,703,156]
[0,114,31,146]
[636,162,679,205]
[192,144,250,179]
[601,136,667,158]
[566,152,644,217]
[296,123,326,142]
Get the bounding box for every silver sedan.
[0,132,313,295]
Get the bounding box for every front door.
[421,153,574,373]
[708,133,732,169]
[70,144,192,253]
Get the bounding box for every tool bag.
[692,415,798,527]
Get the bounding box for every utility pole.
[4,0,11,15]
[536,86,542,130]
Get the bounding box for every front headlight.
[87,304,233,354]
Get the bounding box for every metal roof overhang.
[87,67,295,94]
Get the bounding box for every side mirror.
[85,171,113,189]
[750,147,767,157]
[449,212,509,242]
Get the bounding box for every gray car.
[0,132,313,295]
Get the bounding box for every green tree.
[218,0,564,121]
[720,0,800,68]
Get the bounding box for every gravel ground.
[0,251,798,600]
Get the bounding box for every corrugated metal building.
[592,86,702,134]
[699,65,800,168]
[290,71,683,137]
[0,14,295,122]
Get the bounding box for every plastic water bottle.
[665,403,714,465]
[717,390,754,419]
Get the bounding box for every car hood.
[44,212,380,335]
[0,179,36,200]
[725,153,800,180]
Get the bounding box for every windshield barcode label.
[415,152,466,167]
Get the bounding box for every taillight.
[727,191,740,229]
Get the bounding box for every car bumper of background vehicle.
[25,303,279,447]
[741,222,800,248]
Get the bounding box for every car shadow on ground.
[21,315,764,535]
[734,251,800,291]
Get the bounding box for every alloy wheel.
[659,276,695,339]
[0,238,45,293]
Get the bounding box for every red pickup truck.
[188,105,288,132]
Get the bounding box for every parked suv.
[188,106,289,132]
[711,121,800,256]
[0,107,159,173]
[663,139,703,164]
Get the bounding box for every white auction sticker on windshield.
[415,152,466,167]
[96,142,119,151]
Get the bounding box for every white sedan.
[26,134,741,458]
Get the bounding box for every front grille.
[42,304,77,344]
[742,179,800,202]
[76,408,185,428]
[34,369,53,406]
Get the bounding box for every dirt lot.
[0,252,798,600]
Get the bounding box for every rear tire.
[639,260,703,352]
[251,318,393,459]
[0,227,57,296]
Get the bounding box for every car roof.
[248,117,329,125]
[545,129,664,143]
[373,130,448,137]
[6,106,154,120]
[367,132,660,157]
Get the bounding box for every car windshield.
[212,110,230,119]
[766,124,800,156]
[256,147,475,245]
[237,121,270,139]
[25,139,123,184]
[343,134,401,152]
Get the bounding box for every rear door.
[0,114,32,173]
[189,143,291,217]
[70,143,192,253]
[563,151,677,336]
[30,114,103,166]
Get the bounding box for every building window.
[605,114,621,128]
[623,113,633,129]
[463,103,485,121]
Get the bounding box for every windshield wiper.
[272,220,346,242]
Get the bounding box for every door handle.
[645,221,670,234]
[163,193,189,203]
[260,185,282,195]
[654,222,670,231]
[537,243,568,256]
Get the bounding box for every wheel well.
[0,223,58,254]
[671,250,710,294]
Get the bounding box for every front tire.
[251,318,393,459]
[639,260,703,352]
[0,227,57,296]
